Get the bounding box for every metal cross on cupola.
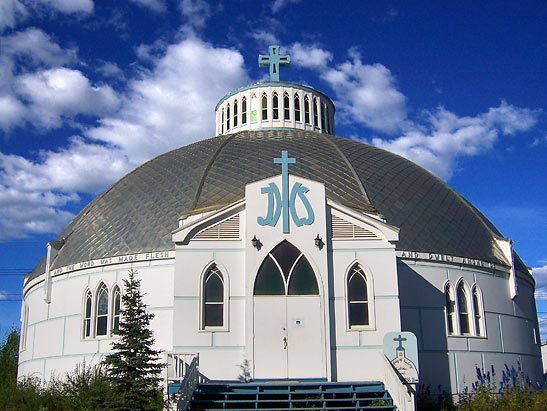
[259,45,290,81]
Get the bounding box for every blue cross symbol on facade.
[258,45,290,81]
[257,150,314,233]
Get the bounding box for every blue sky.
[0,0,546,341]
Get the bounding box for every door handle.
[282,337,287,350]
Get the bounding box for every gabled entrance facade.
[172,151,402,382]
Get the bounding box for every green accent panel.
[251,110,257,122]
[288,257,318,295]
[254,256,284,295]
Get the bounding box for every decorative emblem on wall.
[257,150,314,233]
[383,331,419,384]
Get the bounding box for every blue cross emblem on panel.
[257,150,315,233]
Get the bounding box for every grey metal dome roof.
[30,129,511,280]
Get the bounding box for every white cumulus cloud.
[0,36,249,239]
[179,0,211,29]
[15,68,120,128]
[87,36,248,163]
[36,0,94,14]
[0,0,27,31]
[129,0,165,12]
[371,102,539,179]
[2,27,77,68]
[0,94,25,132]
[271,0,300,13]
[289,43,333,70]
[322,50,407,134]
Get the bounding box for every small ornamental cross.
[259,45,290,81]
[393,334,407,349]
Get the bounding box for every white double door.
[253,295,325,379]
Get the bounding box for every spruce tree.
[103,269,163,410]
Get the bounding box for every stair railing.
[176,354,200,411]
[379,351,415,411]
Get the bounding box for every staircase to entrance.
[187,381,396,410]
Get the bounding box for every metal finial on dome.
[258,45,290,81]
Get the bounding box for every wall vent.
[194,214,240,240]
[331,215,377,239]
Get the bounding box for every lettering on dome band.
[258,150,314,233]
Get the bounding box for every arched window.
[347,264,369,327]
[272,93,279,120]
[112,286,121,334]
[284,93,290,120]
[457,282,470,334]
[321,103,326,129]
[83,290,92,338]
[226,104,230,130]
[221,108,224,133]
[304,97,310,124]
[261,93,268,120]
[233,100,238,127]
[242,97,247,124]
[251,94,257,122]
[21,303,29,351]
[314,98,319,127]
[445,283,455,335]
[203,265,224,328]
[96,284,109,336]
[254,241,318,296]
[294,94,301,122]
[472,285,484,336]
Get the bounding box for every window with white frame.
[242,97,247,124]
[112,286,121,333]
[96,283,109,336]
[233,100,238,127]
[445,283,455,335]
[20,303,29,351]
[83,289,92,338]
[472,285,485,336]
[261,93,268,120]
[457,282,471,334]
[347,264,370,327]
[82,283,121,339]
[272,92,279,120]
[202,265,225,328]
[304,96,310,124]
[226,104,230,130]
[294,94,301,122]
[313,98,319,127]
[284,93,290,120]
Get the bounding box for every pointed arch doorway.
[253,241,326,379]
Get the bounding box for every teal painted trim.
[211,332,215,347]
[147,306,174,311]
[176,248,244,253]
[61,317,66,355]
[174,296,199,300]
[331,345,383,350]
[215,81,334,111]
[19,353,103,366]
[400,305,444,311]
[358,331,363,346]
[28,313,80,328]
[172,345,245,351]
[419,348,541,358]
[329,296,344,301]
[499,315,505,353]
[374,295,399,300]
[485,310,533,321]
[331,248,395,252]
[230,296,245,300]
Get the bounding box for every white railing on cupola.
[215,82,335,136]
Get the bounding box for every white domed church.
[18,46,542,408]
